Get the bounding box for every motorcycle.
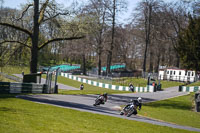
[120,103,137,117]
[93,95,107,106]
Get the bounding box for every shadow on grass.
[0,107,18,113]
[0,94,18,99]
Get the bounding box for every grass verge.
[55,76,132,95]
[0,94,195,133]
[71,75,184,89]
[186,81,200,86]
[159,80,184,89]
[50,75,184,94]
[0,75,16,82]
[140,93,200,128]
[0,66,29,75]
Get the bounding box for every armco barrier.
[179,86,200,92]
[0,82,48,94]
[61,72,154,92]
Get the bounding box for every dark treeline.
[0,0,199,75]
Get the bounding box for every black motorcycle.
[93,94,107,106]
[120,103,137,117]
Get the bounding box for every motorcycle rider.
[94,93,108,106]
[80,84,84,90]
[100,93,108,104]
[129,83,134,92]
[121,97,142,115]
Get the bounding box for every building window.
[167,71,169,74]
[192,72,194,76]
[179,71,181,75]
[188,72,190,76]
[174,71,176,75]
[170,71,172,75]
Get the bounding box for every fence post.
[178,86,182,92]
[195,91,200,112]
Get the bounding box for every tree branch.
[38,0,49,24]
[38,36,85,50]
[42,12,69,23]
[16,4,33,21]
[0,40,32,49]
[0,22,32,37]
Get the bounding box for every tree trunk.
[82,54,86,75]
[143,5,152,77]
[106,0,116,76]
[155,53,161,73]
[176,52,180,68]
[149,50,153,72]
[98,52,102,75]
[30,0,39,73]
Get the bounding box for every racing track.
[17,87,200,132]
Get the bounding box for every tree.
[82,0,109,75]
[105,0,127,75]
[133,0,163,75]
[178,15,200,72]
[163,1,188,68]
[0,0,84,73]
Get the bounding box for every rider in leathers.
[123,97,142,115]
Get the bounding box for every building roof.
[159,67,195,71]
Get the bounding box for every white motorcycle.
[120,103,137,117]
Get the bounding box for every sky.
[2,0,141,24]
[2,0,176,24]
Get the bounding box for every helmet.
[137,97,142,103]
[130,99,134,102]
[103,93,107,96]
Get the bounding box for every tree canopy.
[178,15,200,71]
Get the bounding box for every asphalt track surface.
[18,86,200,132]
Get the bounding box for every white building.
[158,67,196,82]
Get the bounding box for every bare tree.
[0,0,84,73]
[82,0,109,75]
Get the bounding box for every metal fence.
[45,67,59,93]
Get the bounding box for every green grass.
[0,65,183,90]
[139,93,200,128]
[59,75,184,90]
[160,80,184,89]
[112,77,148,87]
[0,66,29,75]
[0,94,195,133]
[45,75,132,95]
[51,75,184,94]
[0,75,16,82]
[187,81,200,86]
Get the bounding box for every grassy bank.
[0,94,195,133]
[186,81,200,86]
[0,66,29,75]
[59,75,184,91]
[0,75,16,82]
[56,76,132,95]
[140,93,200,128]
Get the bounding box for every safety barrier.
[179,86,200,92]
[43,64,80,72]
[0,82,48,94]
[61,73,155,92]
